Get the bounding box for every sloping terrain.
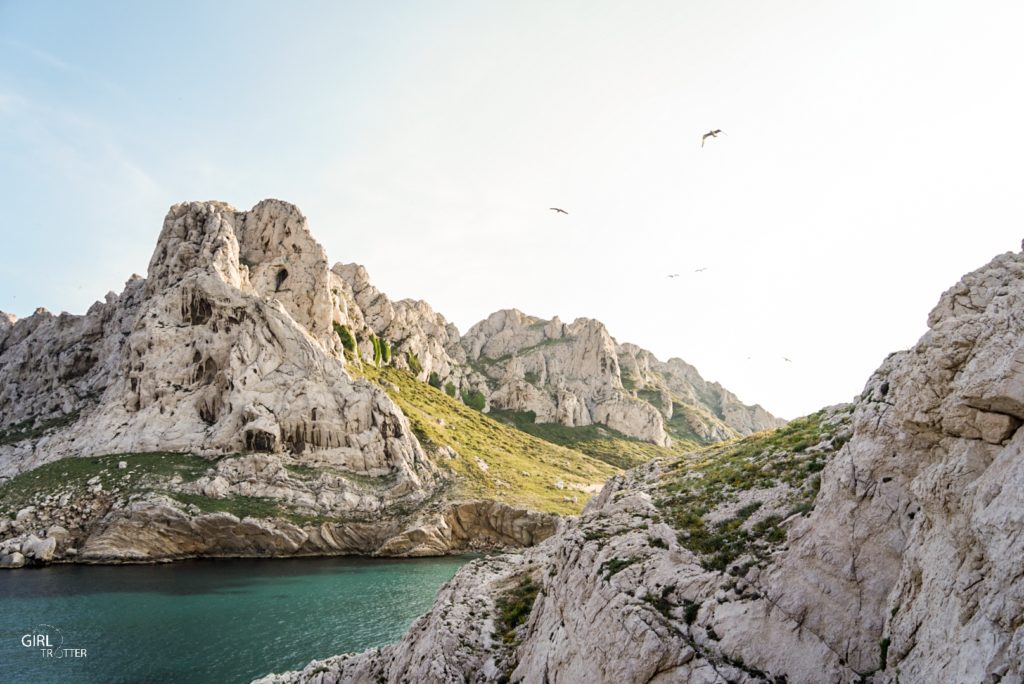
[3,198,724,568]
[257,247,1024,683]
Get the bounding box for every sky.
[1,1,1023,419]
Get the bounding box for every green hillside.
[363,367,619,516]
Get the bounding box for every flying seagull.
[667,273,680,278]
[701,129,725,147]
[549,207,568,215]
[783,357,792,363]
[694,267,708,272]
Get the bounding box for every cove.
[0,555,472,683]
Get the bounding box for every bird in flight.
[667,274,680,278]
[549,207,568,215]
[783,357,792,363]
[694,267,708,272]
[701,129,725,147]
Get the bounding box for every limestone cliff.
[0,200,616,566]
[321,273,782,448]
[257,248,1024,683]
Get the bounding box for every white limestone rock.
[0,551,25,568]
[0,201,435,514]
[261,248,1024,683]
[22,534,56,561]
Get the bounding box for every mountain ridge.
[0,199,777,568]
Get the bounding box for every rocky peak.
[147,200,335,345]
[0,201,435,509]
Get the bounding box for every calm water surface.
[0,555,472,683]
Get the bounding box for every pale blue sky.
[2,1,1023,418]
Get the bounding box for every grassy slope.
[363,367,618,516]
[0,452,211,518]
[652,408,851,572]
[488,409,700,470]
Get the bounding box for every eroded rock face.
[0,201,435,514]
[450,310,781,445]
[261,249,1024,683]
[0,284,144,431]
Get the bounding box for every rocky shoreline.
[255,247,1024,682]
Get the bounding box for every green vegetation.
[333,322,356,353]
[0,452,214,517]
[169,492,285,519]
[523,371,540,385]
[166,491,327,525]
[406,351,423,376]
[444,382,457,398]
[358,366,617,515]
[879,637,891,671]
[460,389,486,411]
[0,412,80,447]
[494,574,540,644]
[663,403,714,444]
[488,409,700,470]
[428,372,443,389]
[379,338,391,364]
[600,556,638,578]
[654,410,848,572]
[683,599,701,625]
[371,335,382,366]
[637,389,664,410]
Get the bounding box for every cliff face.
[257,249,1024,683]
[317,277,783,448]
[0,198,780,569]
[0,201,432,499]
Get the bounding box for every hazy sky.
[2,1,1022,419]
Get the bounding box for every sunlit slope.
[364,367,619,516]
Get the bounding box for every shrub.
[333,323,356,353]
[494,575,540,644]
[371,335,382,365]
[428,372,442,389]
[683,599,700,625]
[380,339,391,364]
[460,389,486,411]
[406,352,423,376]
[444,382,456,397]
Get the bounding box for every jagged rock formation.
[321,278,783,448]
[0,198,779,569]
[0,449,560,566]
[257,248,1024,683]
[0,201,432,502]
[451,310,782,445]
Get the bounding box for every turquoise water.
[0,555,472,683]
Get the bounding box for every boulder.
[22,534,56,562]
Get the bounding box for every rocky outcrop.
[260,248,1024,683]
[618,344,785,441]
[0,202,434,515]
[332,263,464,382]
[0,197,778,571]
[0,285,145,433]
[449,310,781,445]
